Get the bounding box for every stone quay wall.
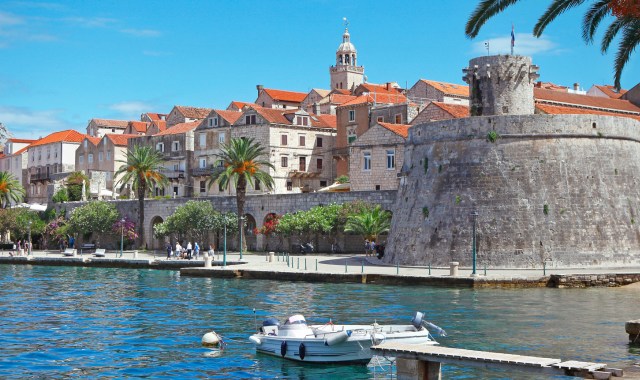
[386,114,640,268]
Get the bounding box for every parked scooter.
[297,242,314,254]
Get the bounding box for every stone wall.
[349,124,405,191]
[386,114,640,268]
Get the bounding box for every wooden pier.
[370,342,624,379]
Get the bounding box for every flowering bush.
[112,217,138,241]
[254,213,280,237]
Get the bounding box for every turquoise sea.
[1,265,639,379]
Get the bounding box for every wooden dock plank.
[555,361,607,371]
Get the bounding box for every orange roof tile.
[105,134,139,146]
[431,102,470,118]
[174,106,212,119]
[214,109,243,124]
[85,136,101,146]
[151,120,167,132]
[262,88,307,103]
[358,83,403,95]
[128,121,149,133]
[154,121,200,136]
[420,79,470,97]
[29,130,86,147]
[315,114,337,129]
[228,101,259,111]
[90,118,130,127]
[339,92,408,107]
[378,122,411,138]
[535,82,569,92]
[534,88,640,113]
[144,112,167,121]
[332,89,352,95]
[535,104,640,121]
[330,93,358,104]
[7,138,36,143]
[593,85,627,99]
[251,107,291,124]
[13,145,30,155]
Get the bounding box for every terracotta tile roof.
[13,146,30,155]
[105,134,139,146]
[151,120,167,132]
[431,102,470,118]
[593,85,627,99]
[332,89,352,95]
[228,101,259,110]
[86,136,101,146]
[7,138,36,143]
[330,93,358,104]
[535,103,640,121]
[144,112,167,121]
[154,121,200,136]
[214,109,243,124]
[311,88,330,97]
[127,121,149,133]
[534,88,640,114]
[262,88,307,103]
[90,118,130,128]
[174,106,212,119]
[420,79,470,97]
[378,122,411,138]
[29,130,86,147]
[535,81,569,91]
[339,92,408,107]
[314,114,337,129]
[358,83,403,95]
[251,107,291,124]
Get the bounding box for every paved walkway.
[3,249,640,279]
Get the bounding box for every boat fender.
[299,343,306,360]
[324,330,349,346]
[202,331,222,348]
[248,336,261,345]
[411,311,425,330]
[280,341,287,357]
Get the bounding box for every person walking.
[186,242,193,260]
[193,242,200,260]
[364,239,370,257]
[175,241,182,259]
[17,240,22,256]
[166,242,172,260]
[208,244,215,261]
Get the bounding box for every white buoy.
[202,331,221,348]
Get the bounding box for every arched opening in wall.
[261,212,280,251]
[243,214,257,251]
[150,216,164,250]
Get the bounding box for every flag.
[511,25,515,47]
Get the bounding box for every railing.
[30,172,51,182]
[160,170,185,180]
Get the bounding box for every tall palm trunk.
[236,176,247,251]
[137,180,146,249]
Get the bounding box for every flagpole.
[511,24,515,55]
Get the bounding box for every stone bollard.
[204,255,212,268]
[133,250,138,259]
[450,262,459,277]
[269,252,275,262]
[626,320,640,342]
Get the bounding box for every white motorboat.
[248,312,445,363]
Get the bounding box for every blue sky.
[1,0,638,139]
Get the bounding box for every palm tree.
[0,171,25,208]
[344,205,392,243]
[66,171,89,201]
[208,137,275,251]
[114,145,167,248]
[465,0,640,89]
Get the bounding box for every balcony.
[30,172,51,182]
[288,170,321,179]
[160,169,185,181]
[332,147,349,160]
[192,166,223,177]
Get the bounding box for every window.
[199,158,207,168]
[395,114,402,124]
[199,133,206,148]
[375,185,381,191]
[173,163,179,171]
[299,156,306,171]
[377,116,384,123]
[281,134,288,146]
[299,135,305,146]
[296,116,308,126]
[98,152,103,162]
[348,134,356,144]
[218,132,225,144]
[386,150,395,169]
[245,114,256,124]
[363,152,371,170]
[173,186,179,196]
[286,181,293,191]
[316,137,323,147]
[107,150,111,160]
[172,141,180,151]
[88,154,93,163]
[200,180,206,193]
[156,143,164,152]
[79,155,84,164]
[348,109,355,122]
[316,158,323,171]
[320,180,327,187]
[254,181,261,190]
[84,140,87,148]
[106,172,111,180]
[209,117,218,127]
[281,156,288,167]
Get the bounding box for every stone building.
[86,118,130,138]
[349,122,409,191]
[165,105,211,129]
[144,120,167,135]
[587,84,627,98]
[123,121,149,135]
[254,86,307,109]
[26,129,86,204]
[0,138,35,200]
[329,26,364,91]
[406,79,470,105]
[386,54,640,269]
[410,101,470,125]
[301,89,331,114]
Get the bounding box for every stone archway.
[149,216,165,250]
[243,214,257,251]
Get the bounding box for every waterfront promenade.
[3,249,640,288]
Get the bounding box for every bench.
[80,243,96,254]
[63,248,77,257]
[93,248,106,257]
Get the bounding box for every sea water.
[0,265,639,379]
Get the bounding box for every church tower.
[329,20,364,91]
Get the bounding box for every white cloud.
[143,50,171,57]
[121,28,161,37]
[0,11,24,27]
[473,33,557,56]
[0,106,70,137]
[63,16,116,28]
[109,101,155,119]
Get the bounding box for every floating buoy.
[202,331,222,348]
[299,342,306,360]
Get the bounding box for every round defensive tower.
[385,56,640,269]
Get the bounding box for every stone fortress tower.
[329,21,364,91]
[385,55,640,268]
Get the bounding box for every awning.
[317,182,350,192]
[99,189,114,197]
[13,203,48,211]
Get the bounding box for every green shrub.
[487,130,500,143]
[543,204,549,215]
[422,206,429,218]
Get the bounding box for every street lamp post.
[120,218,125,258]
[471,211,478,276]
[223,215,228,267]
[239,215,245,260]
[27,221,32,256]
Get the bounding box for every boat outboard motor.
[424,321,447,337]
[411,311,447,337]
[411,311,425,329]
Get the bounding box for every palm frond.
[601,17,628,53]
[613,18,640,89]
[582,0,613,43]
[466,0,521,38]
[534,0,587,36]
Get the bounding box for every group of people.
[166,241,213,260]
[8,240,32,257]
[58,236,75,252]
[364,239,385,259]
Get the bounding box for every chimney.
[312,102,320,115]
[386,82,392,91]
[573,82,580,91]
[256,84,264,96]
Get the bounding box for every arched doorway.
[243,214,257,251]
[261,213,280,252]
[150,216,164,250]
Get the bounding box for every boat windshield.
[284,314,307,325]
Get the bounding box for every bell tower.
[329,18,364,92]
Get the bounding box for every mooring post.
[396,358,441,380]
[305,258,307,271]
[361,257,364,273]
[315,258,318,272]
[345,259,347,273]
[297,257,300,269]
[428,263,431,275]
[397,262,399,275]
[484,264,487,276]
